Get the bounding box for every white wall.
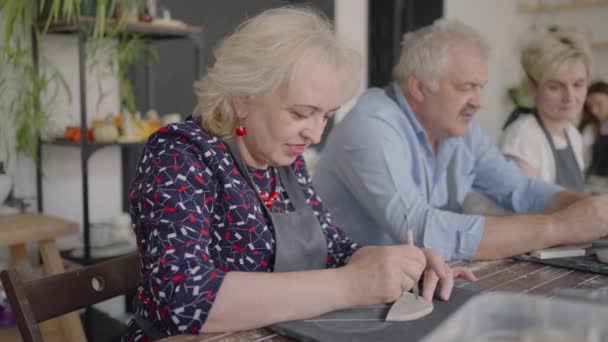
[0,11,21,178]
[39,36,123,250]
[3,34,124,249]
[445,0,608,142]
[0,31,126,317]
[528,5,608,80]
[445,0,530,142]
[334,0,368,122]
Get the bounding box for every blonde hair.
[392,19,489,90]
[521,28,592,84]
[194,6,361,140]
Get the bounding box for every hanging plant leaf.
[0,0,157,165]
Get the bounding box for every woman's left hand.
[420,248,477,301]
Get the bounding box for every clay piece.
[596,249,608,264]
[385,292,433,322]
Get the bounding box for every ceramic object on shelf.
[87,213,135,249]
[161,113,181,126]
[0,162,12,205]
[93,118,119,143]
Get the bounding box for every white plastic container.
[421,292,608,342]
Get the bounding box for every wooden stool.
[0,213,86,342]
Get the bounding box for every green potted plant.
[507,77,533,109]
[0,0,154,164]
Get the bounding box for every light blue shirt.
[313,83,562,260]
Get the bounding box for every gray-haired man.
[314,19,608,261]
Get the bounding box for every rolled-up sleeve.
[469,122,562,214]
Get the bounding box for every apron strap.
[276,166,308,209]
[226,141,279,224]
[532,110,585,191]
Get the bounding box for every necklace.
[253,167,280,208]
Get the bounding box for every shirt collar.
[390,82,427,137]
[389,82,459,162]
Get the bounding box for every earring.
[235,124,246,136]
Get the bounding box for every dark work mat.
[512,238,608,275]
[513,254,608,275]
[268,287,479,342]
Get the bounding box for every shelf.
[42,138,145,148]
[518,0,608,13]
[39,16,202,39]
[34,11,203,267]
[592,41,608,48]
[42,138,145,165]
[60,247,136,266]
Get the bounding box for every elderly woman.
[122,7,475,341]
[500,29,592,191]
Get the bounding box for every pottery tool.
[407,229,420,300]
[385,213,433,322]
[530,243,591,259]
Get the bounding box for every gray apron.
[533,111,585,192]
[226,141,328,272]
[134,141,328,340]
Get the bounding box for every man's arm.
[470,122,606,260]
[503,150,586,213]
[330,118,608,260]
[475,214,559,260]
[505,154,538,178]
[476,192,608,260]
[544,190,587,213]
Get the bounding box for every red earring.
[235,125,246,136]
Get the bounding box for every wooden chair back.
[0,252,140,342]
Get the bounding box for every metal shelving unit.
[34,17,203,265]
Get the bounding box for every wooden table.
[0,213,86,342]
[160,258,608,342]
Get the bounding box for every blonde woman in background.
[500,29,592,191]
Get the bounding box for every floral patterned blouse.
[121,118,358,341]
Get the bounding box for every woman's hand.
[343,245,427,307]
[419,248,477,301]
[343,246,477,307]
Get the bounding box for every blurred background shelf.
[592,40,608,48]
[518,0,608,13]
[40,16,202,39]
[60,242,136,266]
[34,18,204,265]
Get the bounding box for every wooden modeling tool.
[385,214,433,322]
[407,229,421,300]
[530,243,591,259]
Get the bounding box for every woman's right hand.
[342,245,428,307]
